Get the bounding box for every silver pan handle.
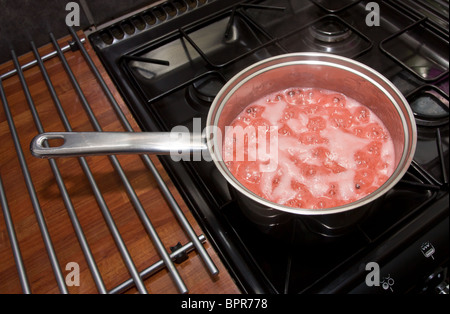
[30,132,207,159]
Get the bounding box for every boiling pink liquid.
[224,88,395,209]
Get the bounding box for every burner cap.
[187,74,225,111]
[192,76,223,102]
[310,19,352,43]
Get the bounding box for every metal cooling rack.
[0,28,218,294]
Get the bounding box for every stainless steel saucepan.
[31,53,417,231]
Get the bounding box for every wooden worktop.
[0,32,240,294]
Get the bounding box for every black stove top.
[90,0,449,294]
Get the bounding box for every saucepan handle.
[30,132,207,158]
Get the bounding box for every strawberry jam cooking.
[223,87,395,209]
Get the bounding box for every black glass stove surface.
[90,0,449,294]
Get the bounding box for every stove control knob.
[423,267,449,294]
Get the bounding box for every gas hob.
[90,0,449,294]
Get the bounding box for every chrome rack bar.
[0,175,31,294]
[68,27,220,278]
[0,38,86,81]
[50,32,188,294]
[110,234,207,294]
[29,41,108,294]
[0,74,68,294]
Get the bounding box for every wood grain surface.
[0,32,240,294]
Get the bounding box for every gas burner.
[279,16,372,58]
[309,19,352,43]
[186,73,225,111]
[303,17,367,56]
[407,86,449,127]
